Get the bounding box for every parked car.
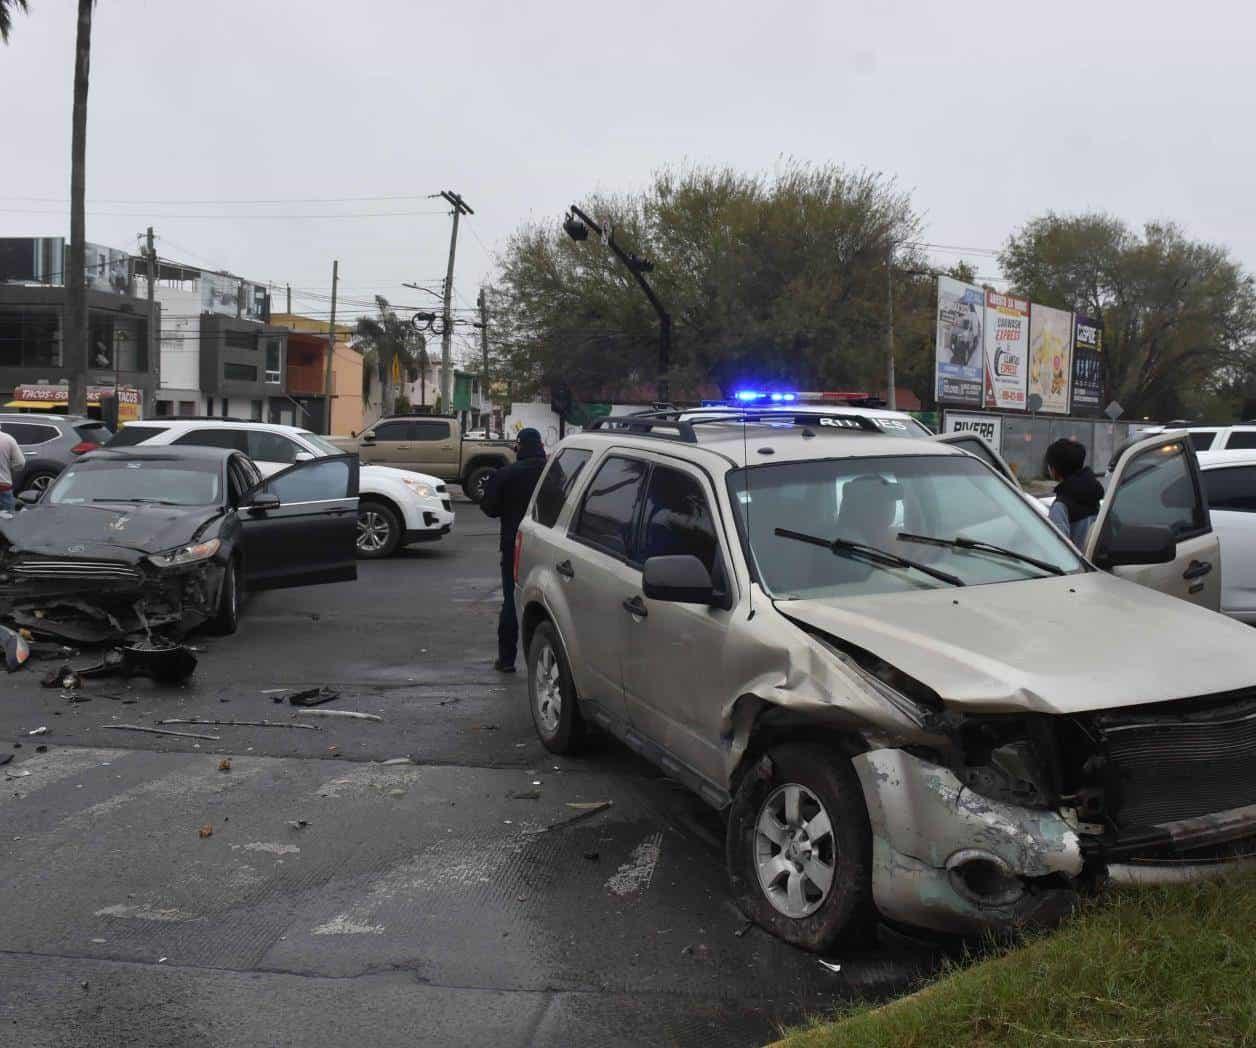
[328,414,516,503]
[514,411,1256,950]
[0,413,113,494]
[1196,450,1256,622]
[107,419,453,559]
[1137,423,1256,453]
[0,446,358,640]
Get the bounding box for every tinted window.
[413,420,451,441]
[573,456,648,558]
[1,422,59,445]
[173,428,246,452]
[247,431,302,464]
[1203,466,1256,513]
[1224,431,1256,450]
[1101,442,1204,544]
[106,424,167,448]
[75,422,113,443]
[266,457,351,503]
[371,421,411,441]
[1190,431,1219,451]
[639,466,719,575]
[535,448,593,527]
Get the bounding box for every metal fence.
[942,410,1134,481]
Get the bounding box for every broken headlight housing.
[147,538,221,569]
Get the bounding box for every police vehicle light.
[734,390,762,401]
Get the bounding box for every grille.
[1095,692,1256,829]
[11,559,142,584]
[436,484,448,494]
[441,499,452,512]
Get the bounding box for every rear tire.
[20,470,59,497]
[726,743,873,953]
[209,559,241,636]
[527,621,583,754]
[464,466,496,505]
[356,499,402,558]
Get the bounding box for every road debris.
[286,686,340,707]
[817,959,842,973]
[294,709,383,722]
[28,726,47,736]
[508,789,541,800]
[287,819,309,831]
[156,718,321,731]
[565,801,612,812]
[218,758,232,772]
[1,624,31,672]
[734,921,753,938]
[379,757,415,765]
[103,724,221,741]
[198,824,213,839]
[0,753,11,767]
[583,850,600,862]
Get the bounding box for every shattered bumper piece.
[852,749,1083,935]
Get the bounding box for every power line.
[0,193,438,205]
[0,208,449,220]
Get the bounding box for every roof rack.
[585,409,884,444]
[587,415,697,443]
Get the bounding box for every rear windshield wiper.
[897,531,1066,577]
[774,527,965,587]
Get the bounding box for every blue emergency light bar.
[732,390,797,403]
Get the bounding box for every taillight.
[70,441,99,455]
[513,531,524,583]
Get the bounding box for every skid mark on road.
[605,832,663,898]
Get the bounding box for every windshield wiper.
[774,527,965,587]
[90,497,182,506]
[896,531,1066,577]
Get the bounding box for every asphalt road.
[0,506,943,1048]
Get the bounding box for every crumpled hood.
[0,503,217,562]
[778,572,1256,714]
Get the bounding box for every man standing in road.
[481,428,547,672]
[1045,437,1103,548]
[0,428,25,513]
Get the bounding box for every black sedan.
[0,446,358,641]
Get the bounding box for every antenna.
[743,412,753,619]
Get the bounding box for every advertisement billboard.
[0,237,65,284]
[983,290,1029,411]
[942,411,1003,447]
[200,272,240,316]
[934,276,985,406]
[1070,315,1104,416]
[83,243,130,294]
[1027,304,1073,414]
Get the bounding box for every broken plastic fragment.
[817,959,842,973]
[1,624,31,672]
[286,686,340,707]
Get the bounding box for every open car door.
[240,454,359,591]
[1084,431,1220,611]
[931,432,1018,486]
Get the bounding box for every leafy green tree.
[1001,213,1256,417]
[354,297,421,417]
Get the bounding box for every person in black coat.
[480,428,547,671]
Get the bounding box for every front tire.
[463,466,496,505]
[356,499,402,558]
[527,621,583,754]
[209,559,241,636]
[726,743,873,953]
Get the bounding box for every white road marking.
[605,832,663,898]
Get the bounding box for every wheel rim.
[30,474,53,493]
[754,782,837,919]
[357,510,391,552]
[472,474,488,499]
[533,642,562,734]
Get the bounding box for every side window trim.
[634,456,733,597]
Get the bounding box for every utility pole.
[885,243,897,411]
[322,259,338,434]
[145,226,157,394]
[285,283,291,314]
[438,190,473,412]
[477,287,490,428]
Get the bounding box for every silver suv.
[515,410,1256,951]
[0,413,114,494]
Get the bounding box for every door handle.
[555,560,574,579]
[622,595,648,618]
[1183,560,1213,581]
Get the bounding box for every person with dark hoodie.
[481,428,547,672]
[1045,438,1105,548]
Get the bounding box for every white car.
[1195,450,1256,622]
[108,419,454,558]
[1136,423,1256,454]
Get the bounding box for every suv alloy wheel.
[527,622,583,753]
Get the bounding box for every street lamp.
[564,204,671,404]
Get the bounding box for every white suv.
[108,419,454,558]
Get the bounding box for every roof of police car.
[563,418,961,468]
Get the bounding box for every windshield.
[728,454,1085,599]
[48,459,223,507]
[296,431,342,457]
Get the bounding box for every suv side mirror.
[1094,524,1176,569]
[17,489,40,505]
[643,555,715,605]
[248,492,281,513]
[361,431,377,443]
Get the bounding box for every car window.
[227,458,251,506]
[173,428,246,452]
[638,465,720,576]
[247,430,302,464]
[1224,431,1256,450]
[75,422,112,443]
[105,424,166,448]
[1099,441,1204,546]
[48,460,222,507]
[265,457,352,503]
[1202,466,1256,513]
[572,456,649,559]
[2,421,59,445]
[413,420,451,441]
[371,420,411,441]
[1190,431,1218,451]
[534,448,593,528]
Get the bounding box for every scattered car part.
[28,726,47,736]
[102,724,221,741]
[286,686,340,707]
[293,709,383,722]
[156,718,321,731]
[120,642,198,683]
[1,624,30,671]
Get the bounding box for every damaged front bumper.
[853,749,1083,935]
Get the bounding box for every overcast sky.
[3,0,1254,355]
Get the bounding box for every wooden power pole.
[438,191,473,411]
[322,259,338,433]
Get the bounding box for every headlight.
[401,477,437,499]
[148,538,221,568]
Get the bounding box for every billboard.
[983,290,1029,411]
[200,272,240,316]
[0,237,65,284]
[942,411,1003,447]
[934,276,985,406]
[1027,304,1073,414]
[83,243,130,293]
[1070,315,1104,416]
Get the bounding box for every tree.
[354,297,420,417]
[1001,213,1256,417]
[0,0,29,42]
[494,162,923,401]
[66,0,96,416]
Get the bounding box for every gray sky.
[4,0,1254,357]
